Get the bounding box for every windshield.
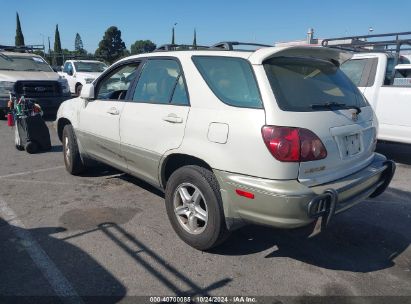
[264,57,368,112]
[0,54,53,72]
[74,62,107,73]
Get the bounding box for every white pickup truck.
[59,60,107,96]
[341,53,411,144]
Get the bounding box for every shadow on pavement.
[82,165,165,198]
[57,222,231,297]
[78,165,121,178]
[95,223,231,296]
[212,187,411,273]
[377,141,411,165]
[81,162,410,274]
[0,218,126,302]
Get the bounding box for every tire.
[165,165,230,250]
[15,144,24,151]
[62,124,85,175]
[75,84,83,97]
[25,141,38,154]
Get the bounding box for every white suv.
[56,43,395,250]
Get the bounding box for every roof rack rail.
[0,44,45,53]
[321,31,411,53]
[154,44,210,52]
[211,41,272,51]
[322,31,411,84]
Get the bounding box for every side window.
[192,56,262,108]
[171,76,189,105]
[96,62,140,100]
[340,58,377,87]
[63,62,72,73]
[133,59,188,105]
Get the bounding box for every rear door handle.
[107,107,120,115]
[162,114,183,124]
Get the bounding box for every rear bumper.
[0,95,70,113]
[214,153,395,230]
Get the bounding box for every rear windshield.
[0,54,53,72]
[264,57,368,112]
[74,61,107,73]
[192,56,262,109]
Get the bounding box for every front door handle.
[107,107,120,115]
[162,114,183,124]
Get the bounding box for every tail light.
[261,126,327,162]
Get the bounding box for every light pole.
[368,27,374,36]
[40,33,46,57]
[172,22,177,44]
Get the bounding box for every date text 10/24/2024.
[149,296,257,303]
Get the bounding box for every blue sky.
[1,0,410,52]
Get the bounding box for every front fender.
[56,97,82,131]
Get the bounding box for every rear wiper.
[311,102,361,114]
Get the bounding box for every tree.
[130,40,156,54]
[74,33,86,54]
[53,24,63,65]
[95,26,127,64]
[15,13,25,47]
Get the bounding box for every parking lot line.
[0,196,84,304]
[3,178,94,187]
[0,166,65,179]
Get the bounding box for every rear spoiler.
[248,46,353,66]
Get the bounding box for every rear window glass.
[74,61,107,73]
[385,56,410,85]
[393,68,411,86]
[264,57,367,112]
[192,56,262,109]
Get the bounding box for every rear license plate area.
[343,133,361,157]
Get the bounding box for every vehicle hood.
[248,46,353,65]
[0,71,60,82]
[75,72,101,79]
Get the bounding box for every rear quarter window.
[192,56,262,109]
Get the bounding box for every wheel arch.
[57,118,72,142]
[160,153,213,189]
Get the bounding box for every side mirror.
[80,83,95,100]
[67,69,73,76]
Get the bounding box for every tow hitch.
[306,159,396,236]
[370,160,396,198]
[307,188,338,226]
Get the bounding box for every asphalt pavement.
[0,118,410,303]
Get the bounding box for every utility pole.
[172,22,177,44]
